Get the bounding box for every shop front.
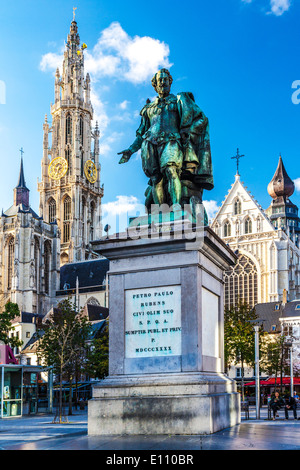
[0,365,53,418]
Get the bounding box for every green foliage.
[260,332,292,391]
[224,301,260,372]
[0,302,23,349]
[86,321,109,380]
[37,298,91,374]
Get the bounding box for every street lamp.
[248,319,265,420]
[254,325,260,419]
[285,341,294,397]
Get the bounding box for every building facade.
[0,157,60,315]
[37,19,103,265]
[211,156,300,309]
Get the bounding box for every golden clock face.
[84,160,97,183]
[48,157,68,180]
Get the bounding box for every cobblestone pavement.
[0,406,299,451]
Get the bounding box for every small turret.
[267,155,295,201]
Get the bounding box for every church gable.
[212,175,275,238]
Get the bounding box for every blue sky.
[0,0,299,228]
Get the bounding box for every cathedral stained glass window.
[224,254,258,309]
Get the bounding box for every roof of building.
[2,203,40,219]
[59,258,109,291]
[12,312,44,325]
[255,299,300,332]
[280,300,300,319]
[83,303,109,322]
[267,155,295,200]
[255,301,283,333]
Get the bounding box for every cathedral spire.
[14,149,29,207]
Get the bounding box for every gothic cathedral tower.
[38,19,103,264]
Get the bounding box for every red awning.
[245,377,300,386]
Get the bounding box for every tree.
[224,301,260,400]
[37,299,91,422]
[260,331,292,393]
[0,302,23,350]
[86,320,109,380]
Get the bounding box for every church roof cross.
[231,148,245,176]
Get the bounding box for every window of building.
[234,198,242,215]
[63,195,71,243]
[223,220,231,237]
[90,201,95,241]
[44,240,51,295]
[224,254,258,309]
[81,150,84,177]
[65,146,71,171]
[48,198,56,224]
[65,114,72,144]
[7,237,14,289]
[34,237,39,290]
[245,217,252,234]
[79,115,84,146]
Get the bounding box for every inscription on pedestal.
[125,285,181,358]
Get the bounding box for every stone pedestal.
[89,223,240,435]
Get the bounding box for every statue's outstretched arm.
[117,103,149,164]
[117,135,143,164]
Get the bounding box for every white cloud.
[102,195,142,216]
[100,131,124,156]
[119,100,130,110]
[269,0,291,15]
[101,195,145,233]
[241,0,292,15]
[294,178,300,191]
[203,200,220,222]
[39,51,63,73]
[84,22,172,84]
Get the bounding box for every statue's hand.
[117,149,132,164]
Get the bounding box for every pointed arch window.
[234,198,242,215]
[63,195,71,243]
[224,254,258,309]
[223,220,231,237]
[44,240,51,295]
[245,217,252,234]
[7,237,14,290]
[79,115,84,146]
[90,201,95,241]
[81,150,84,177]
[48,198,56,224]
[65,146,71,171]
[34,237,40,290]
[66,114,72,144]
[82,196,86,243]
